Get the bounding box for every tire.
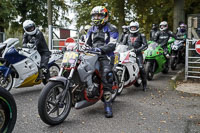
[162,65,169,74]
[145,61,154,80]
[0,73,13,91]
[171,57,177,70]
[38,81,72,125]
[42,63,60,85]
[0,87,17,133]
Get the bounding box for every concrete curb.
[170,68,185,89]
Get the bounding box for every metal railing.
[185,39,200,80]
[49,26,80,51]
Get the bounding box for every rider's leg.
[100,58,113,118]
[40,53,50,80]
[137,54,148,91]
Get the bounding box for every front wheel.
[0,87,17,133]
[38,81,72,125]
[0,73,13,91]
[145,61,154,80]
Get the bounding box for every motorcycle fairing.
[77,54,100,83]
[4,48,26,64]
[12,57,39,87]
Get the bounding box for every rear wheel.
[38,81,72,125]
[0,87,17,133]
[145,61,154,80]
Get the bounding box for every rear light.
[156,52,159,54]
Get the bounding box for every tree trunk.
[173,0,185,32]
[117,0,125,34]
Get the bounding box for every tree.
[72,0,127,33]
[0,0,17,32]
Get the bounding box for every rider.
[22,20,51,81]
[176,22,187,40]
[154,21,180,69]
[150,24,158,41]
[85,6,118,118]
[121,21,148,91]
[81,25,91,42]
[118,25,129,43]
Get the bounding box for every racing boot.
[103,91,113,118]
[42,68,50,84]
[142,80,148,92]
[35,68,43,82]
[140,68,148,91]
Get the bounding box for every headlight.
[172,45,178,50]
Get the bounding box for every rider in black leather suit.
[85,6,119,118]
[176,23,187,40]
[154,21,181,69]
[22,20,51,80]
[150,24,158,41]
[122,21,148,91]
[118,25,129,43]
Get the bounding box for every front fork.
[59,67,75,107]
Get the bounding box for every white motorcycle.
[0,38,63,91]
[114,45,142,95]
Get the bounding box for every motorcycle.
[0,86,17,133]
[0,38,63,91]
[38,43,119,125]
[114,44,141,95]
[170,40,185,70]
[144,38,174,80]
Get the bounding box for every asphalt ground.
[11,65,200,133]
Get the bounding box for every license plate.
[62,51,78,65]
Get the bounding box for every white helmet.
[23,20,36,35]
[159,21,168,31]
[129,21,139,33]
[85,25,91,31]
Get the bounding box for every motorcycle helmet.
[159,21,168,31]
[23,20,36,35]
[90,6,108,26]
[129,21,139,33]
[152,24,158,30]
[122,25,128,33]
[180,23,186,32]
[84,25,91,34]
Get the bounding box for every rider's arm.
[121,34,128,45]
[22,33,28,47]
[168,31,182,40]
[85,28,93,47]
[99,28,119,54]
[137,34,148,52]
[153,31,159,42]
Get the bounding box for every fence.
[49,26,79,51]
[185,39,200,80]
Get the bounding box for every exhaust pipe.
[75,100,97,109]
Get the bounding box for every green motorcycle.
[144,38,175,80]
